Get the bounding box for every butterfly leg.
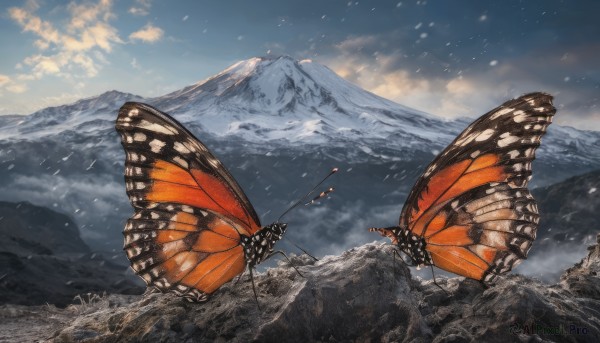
[234,269,246,286]
[287,238,319,262]
[249,267,261,310]
[392,249,401,283]
[268,250,305,278]
[387,248,413,285]
[429,265,449,296]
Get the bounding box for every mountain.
[534,169,600,246]
[0,55,599,281]
[0,201,143,307]
[0,201,89,256]
[155,56,454,145]
[509,170,600,281]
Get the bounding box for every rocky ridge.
[0,234,597,342]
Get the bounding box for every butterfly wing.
[116,102,261,300]
[399,92,555,282]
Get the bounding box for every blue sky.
[1,0,598,129]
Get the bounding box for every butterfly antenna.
[277,167,338,222]
[304,187,335,206]
[283,237,319,261]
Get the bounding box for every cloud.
[67,0,115,30]
[5,0,145,93]
[128,0,152,16]
[6,83,28,94]
[129,24,164,43]
[4,0,163,98]
[323,34,600,128]
[0,74,27,94]
[0,75,11,87]
[330,51,510,119]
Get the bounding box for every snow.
[0,55,599,168]
[145,55,458,146]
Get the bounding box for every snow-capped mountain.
[1,56,599,279]
[0,91,143,140]
[6,55,600,163]
[5,56,459,146]
[154,56,455,144]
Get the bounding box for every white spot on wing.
[490,107,513,120]
[456,132,480,147]
[138,120,178,135]
[497,133,519,147]
[207,157,220,168]
[149,139,166,153]
[508,150,520,159]
[513,110,528,123]
[134,132,147,142]
[475,129,495,141]
[173,156,189,169]
[174,141,191,154]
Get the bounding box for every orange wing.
[400,92,555,282]
[116,102,261,300]
[123,203,247,300]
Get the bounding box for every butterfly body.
[242,222,287,267]
[370,92,555,283]
[116,102,292,302]
[370,226,432,267]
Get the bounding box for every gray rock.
[3,237,600,342]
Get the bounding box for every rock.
[40,239,600,342]
[0,251,143,307]
[560,233,600,299]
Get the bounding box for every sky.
[0,0,598,130]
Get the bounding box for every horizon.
[0,1,598,130]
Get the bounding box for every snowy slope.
[154,56,457,144]
[0,91,144,140]
[3,55,599,163]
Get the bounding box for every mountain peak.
[151,56,448,143]
[160,56,423,112]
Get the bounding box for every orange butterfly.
[115,103,332,302]
[370,93,555,283]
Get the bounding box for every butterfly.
[370,92,555,283]
[115,102,323,302]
